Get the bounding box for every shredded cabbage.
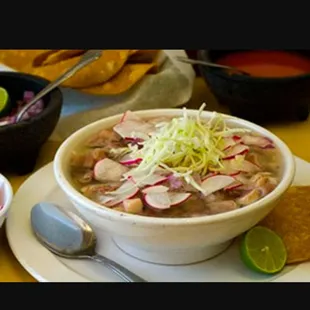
[124,103,248,191]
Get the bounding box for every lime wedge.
[240,226,287,274]
[0,87,9,115]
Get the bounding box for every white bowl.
[0,174,13,228]
[54,109,295,265]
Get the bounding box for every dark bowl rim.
[197,49,310,83]
[0,71,62,132]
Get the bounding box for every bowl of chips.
[0,50,166,96]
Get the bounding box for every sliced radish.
[142,185,169,194]
[131,174,169,186]
[120,110,143,123]
[222,137,238,151]
[168,192,192,206]
[228,171,241,177]
[233,135,241,141]
[239,160,261,173]
[97,195,114,204]
[105,180,139,207]
[224,181,243,191]
[144,192,171,210]
[119,154,142,166]
[94,158,129,182]
[113,120,154,139]
[223,144,249,160]
[241,135,274,148]
[201,175,235,196]
[202,172,218,181]
[218,161,241,176]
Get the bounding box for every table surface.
[2,77,310,282]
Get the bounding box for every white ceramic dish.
[5,157,310,282]
[0,174,13,228]
[53,109,295,265]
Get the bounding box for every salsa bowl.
[53,108,295,265]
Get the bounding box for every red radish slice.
[222,137,238,151]
[241,135,274,148]
[239,160,261,173]
[94,158,129,182]
[113,120,154,139]
[131,174,169,186]
[223,144,249,160]
[224,181,243,191]
[119,154,142,166]
[228,171,241,177]
[142,185,169,194]
[120,110,143,123]
[202,172,218,181]
[169,192,192,206]
[219,161,241,176]
[233,135,241,141]
[104,180,139,207]
[201,175,235,196]
[110,180,138,195]
[98,195,114,204]
[144,192,171,210]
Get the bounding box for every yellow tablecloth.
[1,77,310,282]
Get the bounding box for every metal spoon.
[175,56,250,76]
[15,50,103,123]
[30,202,147,282]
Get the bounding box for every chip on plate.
[259,186,310,264]
[81,63,155,95]
[30,50,131,88]
[39,50,85,66]
[0,50,54,71]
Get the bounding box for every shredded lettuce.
[124,103,248,191]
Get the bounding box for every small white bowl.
[54,109,295,265]
[0,174,13,228]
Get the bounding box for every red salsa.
[216,50,310,78]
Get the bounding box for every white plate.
[6,157,310,282]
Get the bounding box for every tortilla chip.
[30,50,131,88]
[128,50,161,63]
[81,63,154,95]
[40,50,85,66]
[259,186,310,264]
[0,50,54,71]
[129,50,139,56]
[128,50,166,73]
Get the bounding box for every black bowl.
[198,49,310,123]
[0,72,63,175]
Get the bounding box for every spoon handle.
[15,49,102,122]
[91,254,147,282]
[175,56,249,75]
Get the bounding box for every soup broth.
[69,108,282,218]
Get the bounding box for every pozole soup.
[69,106,282,218]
